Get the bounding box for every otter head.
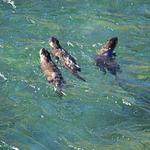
[39,48,51,62]
[49,37,61,49]
[106,37,118,50]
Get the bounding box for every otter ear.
[51,37,57,42]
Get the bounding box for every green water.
[0,0,150,150]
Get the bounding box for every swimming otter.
[39,48,65,92]
[95,37,120,75]
[49,37,86,82]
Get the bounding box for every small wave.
[0,141,19,150]
[0,44,4,48]
[67,41,74,47]
[2,0,16,9]
[29,84,36,89]
[0,72,7,80]
[68,144,85,150]
[122,99,132,106]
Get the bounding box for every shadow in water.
[95,56,121,76]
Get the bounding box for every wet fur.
[40,48,65,90]
[49,37,85,81]
[95,37,121,75]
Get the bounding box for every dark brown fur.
[49,37,86,82]
[39,48,65,90]
[97,37,118,57]
[95,37,120,75]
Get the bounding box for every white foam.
[12,146,19,150]
[92,44,97,48]
[1,141,19,150]
[3,0,16,9]
[41,115,44,118]
[122,99,131,106]
[0,72,7,80]
[67,41,74,47]
[29,84,36,89]
[0,45,4,48]
[68,144,84,150]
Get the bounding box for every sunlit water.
[0,0,150,150]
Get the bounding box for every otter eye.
[45,52,48,57]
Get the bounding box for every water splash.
[0,141,19,150]
[2,0,16,9]
[0,72,7,81]
[122,99,132,106]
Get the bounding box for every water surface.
[0,0,150,150]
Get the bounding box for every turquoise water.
[0,0,150,149]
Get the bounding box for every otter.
[49,37,86,82]
[95,37,120,75]
[39,48,65,93]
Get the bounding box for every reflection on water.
[0,0,150,149]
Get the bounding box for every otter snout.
[49,37,60,49]
[39,48,45,55]
[39,48,51,62]
[109,37,118,45]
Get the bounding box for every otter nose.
[112,37,118,41]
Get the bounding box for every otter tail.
[49,79,66,97]
[73,72,86,82]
